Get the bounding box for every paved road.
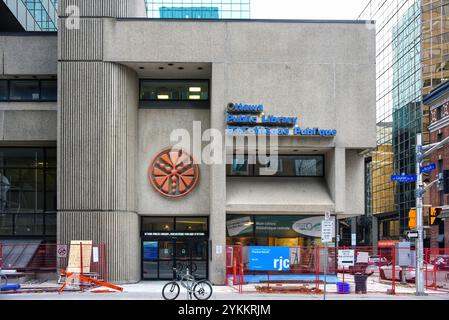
[1,282,448,300]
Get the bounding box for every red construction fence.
[0,242,108,283]
[425,248,449,292]
[226,245,449,295]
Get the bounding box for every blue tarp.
[0,284,21,291]
[234,274,340,284]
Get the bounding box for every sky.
[251,0,370,20]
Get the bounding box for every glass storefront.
[226,215,336,247]
[141,216,208,280]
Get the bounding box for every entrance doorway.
[142,239,208,280]
[141,216,209,281]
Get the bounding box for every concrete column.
[57,0,143,283]
[325,147,346,213]
[209,63,227,285]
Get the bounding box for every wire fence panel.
[0,242,108,283]
[425,248,449,292]
[226,245,403,295]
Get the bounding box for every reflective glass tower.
[1,0,57,31]
[422,0,449,96]
[145,0,251,19]
[359,0,424,240]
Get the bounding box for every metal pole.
[415,133,426,296]
[323,244,327,301]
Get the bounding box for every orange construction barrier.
[58,271,123,293]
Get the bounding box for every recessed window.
[0,81,7,101]
[140,80,209,102]
[0,79,57,102]
[227,155,324,177]
[9,80,40,101]
[0,147,56,236]
[40,80,57,101]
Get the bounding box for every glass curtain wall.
[422,0,449,95]
[2,0,57,31]
[359,0,423,239]
[145,0,251,19]
[0,148,56,238]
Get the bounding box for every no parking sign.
[57,245,68,258]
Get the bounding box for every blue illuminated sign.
[225,102,337,137]
[248,246,290,271]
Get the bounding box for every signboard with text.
[338,249,355,268]
[248,246,290,271]
[391,175,417,183]
[321,220,334,243]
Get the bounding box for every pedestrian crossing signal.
[429,208,441,225]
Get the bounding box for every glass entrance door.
[142,239,208,280]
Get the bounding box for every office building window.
[40,80,57,101]
[9,80,40,101]
[140,80,209,102]
[0,147,56,237]
[227,155,324,177]
[0,79,57,102]
[0,81,7,101]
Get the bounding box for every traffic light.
[409,209,416,229]
[429,207,442,225]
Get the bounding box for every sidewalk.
[1,281,449,300]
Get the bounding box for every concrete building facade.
[0,0,376,284]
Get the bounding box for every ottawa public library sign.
[225,103,337,137]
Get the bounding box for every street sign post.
[407,231,419,239]
[420,163,436,174]
[321,220,333,243]
[321,214,334,301]
[391,174,417,183]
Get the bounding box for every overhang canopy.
[226,177,334,213]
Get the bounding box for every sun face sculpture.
[149,147,200,198]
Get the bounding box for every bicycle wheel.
[193,280,213,300]
[162,281,180,300]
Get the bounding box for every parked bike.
[176,261,198,273]
[0,270,7,287]
[162,267,212,300]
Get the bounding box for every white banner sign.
[338,249,355,267]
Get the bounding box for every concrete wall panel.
[345,149,365,216]
[3,35,57,75]
[138,108,210,215]
[1,110,57,141]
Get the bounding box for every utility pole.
[415,133,425,296]
[414,132,449,296]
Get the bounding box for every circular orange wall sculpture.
[149,147,200,198]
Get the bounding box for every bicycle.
[0,270,7,288]
[162,267,213,300]
[176,261,198,273]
